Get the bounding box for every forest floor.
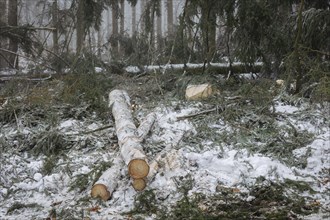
[0,68,329,220]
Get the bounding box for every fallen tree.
[125,62,263,74]
[91,90,157,198]
[108,90,150,179]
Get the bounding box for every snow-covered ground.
[0,99,329,219]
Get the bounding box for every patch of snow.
[94,67,103,73]
[59,119,77,130]
[125,66,141,73]
[275,103,299,114]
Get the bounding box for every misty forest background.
[0,0,329,98]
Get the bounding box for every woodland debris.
[147,149,182,182]
[176,106,224,120]
[185,84,214,101]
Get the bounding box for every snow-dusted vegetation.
[0,70,329,219]
[1,0,329,219]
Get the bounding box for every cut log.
[91,184,111,201]
[109,90,149,179]
[132,178,146,191]
[91,156,123,201]
[185,84,214,101]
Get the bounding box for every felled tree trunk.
[109,90,149,179]
[91,90,156,198]
[91,155,123,201]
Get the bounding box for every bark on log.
[91,155,123,201]
[136,112,156,140]
[109,90,149,179]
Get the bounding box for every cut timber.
[109,90,149,179]
[185,84,214,100]
[132,178,146,191]
[128,158,149,179]
[91,156,123,201]
[91,184,110,201]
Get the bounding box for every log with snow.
[109,90,150,179]
[91,155,123,201]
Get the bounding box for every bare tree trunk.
[76,0,86,54]
[140,0,146,32]
[292,0,304,94]
[52,0,60,72]
[167,0,173,37]
[201,1,216,68]
[156,2,162,50]
[8,0,17,68]
[111,5,119,56]
[120,0,125,35]
[119,0,125,55]
[97,28,102,57]
[52,0,58,55]
[132,4,136,35]
[0,0,9,69]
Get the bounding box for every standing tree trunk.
[167,0,173,37]
[52,0,60,72]
[0,0,8,69]
[111,5,119,56]
[52,0,58,55]
[156,2,162,50]
[132,3,136,35]
[201,1,217,66]
[8,0,18,69]
[292,0,304,94]
[76,0,86,54]
[140,0,146,32]
[119,0,125,55]
[97,28,102,58]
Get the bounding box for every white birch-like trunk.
[91,155,123,201]
[109,90,149,179]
